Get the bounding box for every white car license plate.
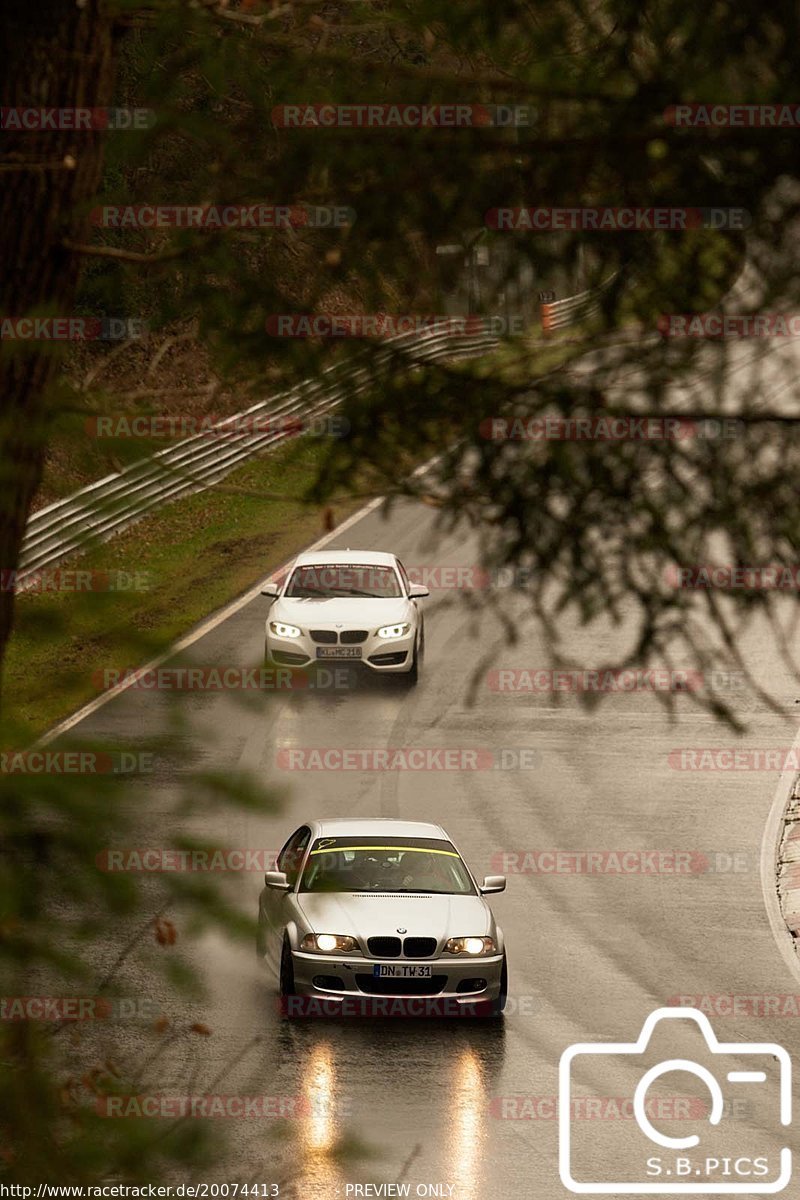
[316,646,362,659]
[373,964,432,979]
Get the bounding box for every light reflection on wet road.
[77,500,800,1198]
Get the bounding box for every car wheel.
[402,638,420,686]
[491,954,508,1017]
[279,936,296,997]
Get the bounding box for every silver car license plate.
[373,964,432,979]
[316,646,362,659]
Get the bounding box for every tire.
[402,638,420,687]
[491,954,508,1017]
[279,937,296,997]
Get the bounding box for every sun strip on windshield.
[309,845,460,857]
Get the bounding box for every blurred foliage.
[0,707,279,1180]
[68,2,800,718]
[6,0,800,1184]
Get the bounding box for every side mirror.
[408,583,430,598]
[480,874,506,894]
[264,870,291,891]
[261,582,279,598]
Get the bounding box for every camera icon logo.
[559,1007,791,1193]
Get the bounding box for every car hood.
[273,597,411,629]
[296,891,492,943]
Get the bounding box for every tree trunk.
[0,0,116,712]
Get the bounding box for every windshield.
[285,564,402,599]
[300,837,476,895]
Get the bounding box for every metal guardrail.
[20,268,617,581]
[18,327,499,582]
[540,274,617,333]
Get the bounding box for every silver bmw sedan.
[257,818,508,1015]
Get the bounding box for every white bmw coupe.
[262,550,429,683]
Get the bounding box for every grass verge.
[5,436,366,743]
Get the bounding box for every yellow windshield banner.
[309,844,459,857]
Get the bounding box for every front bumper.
[290,949,504,1006]
[266,629,415,673]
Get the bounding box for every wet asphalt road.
[66,489,800,1200]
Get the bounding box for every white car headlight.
[377,623,410,639]
[445,936,496,956]
[270,621,301,638]
[300,933,359,954]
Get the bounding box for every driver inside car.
[396,851,448,892]
[352,852,404,890]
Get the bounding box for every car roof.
[311,818,450,840]
[291,550,398,567]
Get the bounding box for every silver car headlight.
[270,621,301,638]
[377,623,410,639]
[445,936,496,956]
[300,933,359,954]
